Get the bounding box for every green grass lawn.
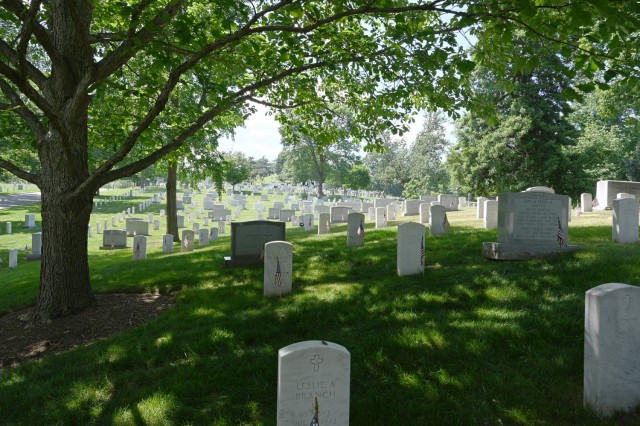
[0,189,638,425]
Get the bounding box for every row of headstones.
[3,231,42,268]
[0,182,26,191]
[276,283,640,424]
[1,214,37,235]
[101,228,222,259]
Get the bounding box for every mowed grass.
[0,190,638,425]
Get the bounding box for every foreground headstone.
[584,283,640,417]
[346,212,365,247]
[224,220,286,267]
[613,198,639,243]
[482,191,580,260]
[132,235,147,260]
[27,232,42,261]
[263,241,293,297]
[397,222,425,276]
[277,341,350,426]
[162,234,174,253]
[181,230,195,252]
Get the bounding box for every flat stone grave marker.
[482,191,580,260]
[181,230,195,252]
[225,220,286,267]
[101,230,128,249]
[347,212,365,247]
[584,283,640,417]
[397,222,425,276]
[263,241,293,297]
[162,234,173,253]
[277,340,350,426]
[612,197,638,243]
[132,235,147,260]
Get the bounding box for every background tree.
[0,1,637,323]
[363,134,410,197]
[447,34,579,196]
[343,164,371,192]
[248,156,274,182]
[223,151,251,191]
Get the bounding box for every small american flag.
[592,198,599,207]
[310,397,319,426]
[557,217,567,248]
[274,257,282,288]
[357,220,365,238]
[575,206,582,217]
[24,244,28,253]
[442,213,450,230]
[111,240,115,249]
[135,242,141,258]
[184,236,190,249]
[449,202,454,208]
[420,236,425,267]
[383,212,387,225]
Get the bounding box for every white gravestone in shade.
[397,222,426,276]
[96,221,102,234]
[24,214,36,228]
[112,215,116,227]
[153,220,160,231]
[386,203,397,221]
[162,234,174,253]
[27,232,42,261]
[375,207,387,229]
[277,341,350,426]
[9,248,18,268]
[198,229,209,246]
[318,212,330,235]
[612,198,639,244]
[209,227,219,241]
[132,235,147,260]
[483,200,498,229]
[181,230,195,252]
[581,193,593,213]
[584,283,640,417]
[429,205,448,236]
[6,221,11,235]
[88,224,93,237]
[303,213,314,231]
[263,241,293,297]
[476,196,488,219]
[346,212,365,248]
[419,203,430,224]
[177,215,185,228]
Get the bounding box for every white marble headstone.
[132,235,147,260]
[476,196,488,219]
[181,230,195,252]
[318,212,330,235]
[397,222,425,276]
[209,227,219,241]
[584,283,640,416]
[162,234,173,253]
[612,198,639,243]
[419,203,430,224]
[277,341,350,426]
[375,207,387,229]
[264,241,293,297]
[198,229,209,246]
[347,212,365,247]
[8,248,18,268]
[581,193,593,213]
[429,205,447,236]
[483,200,498,229]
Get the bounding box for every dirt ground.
[0,293,175,370]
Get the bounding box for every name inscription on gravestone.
[512,198,562,240]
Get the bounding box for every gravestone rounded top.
[525,186,555,193]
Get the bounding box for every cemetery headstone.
[153,219,160,231]
[318,212,330,235]
[612,198,639,243]
[386,204,396,221]
[263,241,293,297]
[482,191,580,260]
[302,213,314,231]
[404,200,422,216]
[397,222,426,276]
[429,205,448,236]
[225,220,286,267]
[177,215,185,228]
[375,207,387,229]
[347,212,365,247]
[181,230,195,252]
[209,227,219,241]
[100,230,128,249]
[199,228,209,246]
[9,248,18,268]
[419,203,430,224]
[162,234,174,253]
[581,193,593,213]
[6,221,11,235]
[277,341,350,426]
[476,196,488,219]
[125,218,149,236]
[24,214,36,228]
[484,200,498,229]
[330,206,351,224]
[584,283,640,416]
[27,232,42,261]
[132,235,147,260]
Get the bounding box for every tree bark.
[166,161,180,242]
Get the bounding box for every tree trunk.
[166,162,180,242]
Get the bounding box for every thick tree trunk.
[166,162,180,242]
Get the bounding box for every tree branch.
[0,156,40,185]
[0,77,45,140]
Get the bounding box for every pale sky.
[217,104,442,161]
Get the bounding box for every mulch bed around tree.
[0,293,175,370]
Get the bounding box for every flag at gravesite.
[184,236,189,248]
[310,397,319,426]
[135,243,141,258]
[420,236,425,267]
[592,198,599,207]
[357,220,365,238]
[111,240,115,249]
[274,257,283,289]
[383,212,387,225]
[556,217,567,248]
[442,213,450,230]
[575,206,582,217]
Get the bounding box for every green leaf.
[457,59,476,74]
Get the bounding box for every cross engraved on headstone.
[310,354,323,372]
